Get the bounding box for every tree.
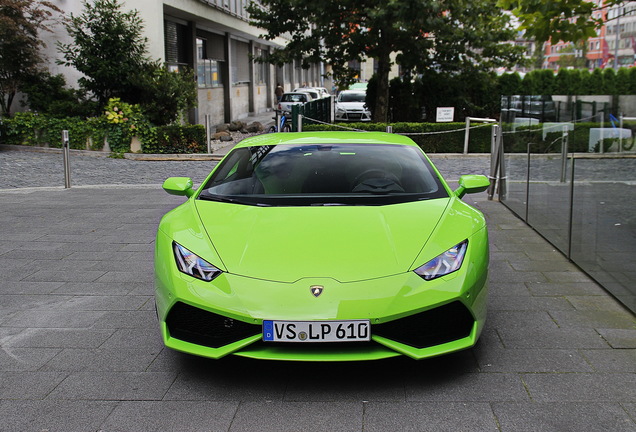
[57,0,149,106]
[248,0,524,122]
[57,0,196,124]
[0,0,60,116]
[20,70,98,117]
[499,0,622,43]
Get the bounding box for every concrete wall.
[619,95,636,117]
[197,88,225,126]
[231,85,250,120]
[254,85,270,114]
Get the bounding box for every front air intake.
[373,301,474,349]
[166,302,260,348]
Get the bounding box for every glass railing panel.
[570,156,636,312]
[526,153,571,254]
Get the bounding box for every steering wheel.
[352,169,403,193]
[353,169,398,184]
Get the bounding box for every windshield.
[199,144,448,206]
[338,92,366,103]
[281,94,308,102]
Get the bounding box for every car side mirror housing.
[162,177,195,197]
[454,175,490,198]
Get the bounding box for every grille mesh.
[373,301,474,349]
[166,302,260,348]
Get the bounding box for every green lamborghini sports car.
[155,132,490,361]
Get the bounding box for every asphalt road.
[0,145,634,431]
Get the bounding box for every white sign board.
[436,107,454,122]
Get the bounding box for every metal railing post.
[463,118,471,154]
[62,130,71,188]
[205,115,211,154]
[619,113,624,153]
[600,110,604,154]
[560,126,569,183]
[464,117,496,154]
[487,124,499,200]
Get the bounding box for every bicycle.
[268,111,292,133]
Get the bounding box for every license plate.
[263,320,370,342]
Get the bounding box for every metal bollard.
[386,125,393,134]
[297,114,303,132]
[205,115,212,154]
[62,130,71,188]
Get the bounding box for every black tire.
[282,124,292,132]
[267,126,277,133]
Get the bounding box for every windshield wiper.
[198,194,271,206]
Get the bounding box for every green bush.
[303,122,494,153]
[142,125,206,153]
[0,112,104,149]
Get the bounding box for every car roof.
[348,83,368,90]
[232,132,419,149]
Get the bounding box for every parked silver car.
[335,90,371,122]
[278,92,313,114]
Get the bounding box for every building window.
[196,37,223,88]
[231,40,250,85]
[254,47,267,85]
[165,20,190,70]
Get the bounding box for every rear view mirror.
[162,177,195,197]
[454,175,490,198]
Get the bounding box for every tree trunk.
[1,91,15,117]
[372,52,391,123]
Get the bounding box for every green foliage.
[588,69,604,95]
[1,107,203,154]
[0,0,61,116]
[131,63,198,126]
[521,72,538,95]
[19,70,98,117]
[602,68,617,95]
[141,125,206,154]
[499,0,617,43]
[534,70,556,95]
[57,0,196,125]
[616,68,630,95]
[498,72,523,97]
[57,0,148,105]
[1,112,106,149]
[102,98,151,152]
[248,0,524,122]
[303,122,493,153]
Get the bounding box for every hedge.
[304,121,635,154]
[303,122,494,153]
[141,125,206,153]
[0,112,206,154]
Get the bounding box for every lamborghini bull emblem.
[310,285,324,297]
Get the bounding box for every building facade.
[42,0,327,125]
[542,1,636,70]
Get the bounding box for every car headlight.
[173,242,222,282]
[414,240,468,281]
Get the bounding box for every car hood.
[194,199,451,283]
[336,101,367,111]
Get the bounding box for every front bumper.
[335,110,372,122]
[155,230,488,361]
